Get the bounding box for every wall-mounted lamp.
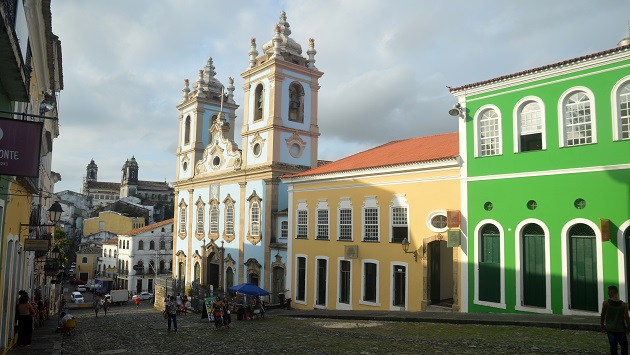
[448,103,463,118]
[21,201,64,228]
[401,238,419,262]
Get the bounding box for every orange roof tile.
[285,132,459,178]
[121,218,174,236]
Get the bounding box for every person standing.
[16,294,35,347]
[165,296,177,332]
[212,296,224,329]
[135,295,141,310]
[601,285,630,355]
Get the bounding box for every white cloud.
[50,0,630,192]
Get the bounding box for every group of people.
[93,296,110,317]
[211,296,232,329]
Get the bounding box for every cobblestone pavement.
[24,302,603,355]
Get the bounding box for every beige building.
[75,246,102,283]
[84,211,144,236]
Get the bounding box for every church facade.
[82,157,174,222]
[172,11,323,300]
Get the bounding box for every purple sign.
[0,117,43,178]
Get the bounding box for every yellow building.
[83,211,144,236]
[282,133,462,311]
[75,246,102,283]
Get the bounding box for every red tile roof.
[121,218,174,236]
[449,44,630,93]
[285,132,459,179]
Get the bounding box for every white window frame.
[280,220,288,239]
[225,203,234,235]
[513,96,546,153]
[196,205,204,234]
[250,201,260,236]
[389,194,408,243]
[316,199,329,240]
[558,86,597,147]
[611,75,630,141]
[178,201,187,234]
[474,104,502,157]
[313,256,329,309]
[359,259,380,307]
[337,198,353,241]
[336,257,353,310]
[362,196,379,242]
[390,261,409,311]
[294,254,308,305]
[296,201,308,239]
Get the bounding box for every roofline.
[449,44,630,94]
[282,156,460,184]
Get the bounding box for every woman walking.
[93,297,101,317]
[16,294,35,347]
[222,296,231,329]
[212,296,223,329]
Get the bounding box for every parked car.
[70,278,86,285]
[71,291,84,303]
[76,285,86,292]
[132,292,154,301]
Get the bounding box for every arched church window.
[184,115,191,145]
[254,84,264,121]
[288,82,304,123]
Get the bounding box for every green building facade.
[451,40,630,315]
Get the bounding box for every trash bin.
[285,298,291,310]
[278,293,286,308]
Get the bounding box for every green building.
[450,37,630,315]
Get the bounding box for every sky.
[50,0,630,193]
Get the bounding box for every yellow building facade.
[75,247,101,283]
[83,211,144,236]
[283,133,462,311]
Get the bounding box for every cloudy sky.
[50,0,630,193]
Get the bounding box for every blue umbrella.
[227,283,270,296]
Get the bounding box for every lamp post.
[401,238,419,262]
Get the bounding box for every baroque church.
[172,11,323,300]
[82,157,174,222]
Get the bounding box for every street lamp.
[48,202,63,224]
[401,238,419,262]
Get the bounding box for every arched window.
[149,260,155,274]
[479,223,501,303]
[225,203,235,236]
[562,90,594,146]
[516,99,544,152]
[288,82,305,123]
[478,108,501,156]
[149,240,155,250]
[194,262,200,283]
[568,223,598,311]
[520,223,545,308]
[254,84,264,121]
[160,240,166,250]
[210,203,219,235]
[159,260,165,274]
[614,79,630,140]
[179,206,187,234]
[109,250,112,258]
[138,240,144,250]
[250,201,260,236]
[197,205,204,234]
[226,267,234,289]
[184,115,191,145]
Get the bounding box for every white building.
[116,219,174,294]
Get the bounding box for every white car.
[71,291,84,303]
[132,292,153,300]
[76,285,86,292]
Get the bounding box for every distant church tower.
[120,156,139,197]
[86,159,98,182]
[171,10,322,296]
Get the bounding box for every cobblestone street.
[24,301,606,355]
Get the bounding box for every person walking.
[103,298,111,317]
[135,295,141,310]
[212,296,224,329]
[222,296,231,329]
[93,297,101,317]
[601,285,630,355]
[16,294,35,347]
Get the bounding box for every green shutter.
[569,223,597,312]
[479,224,500,303]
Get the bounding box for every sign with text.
[23,238,50,251]
[0,117,43,177]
